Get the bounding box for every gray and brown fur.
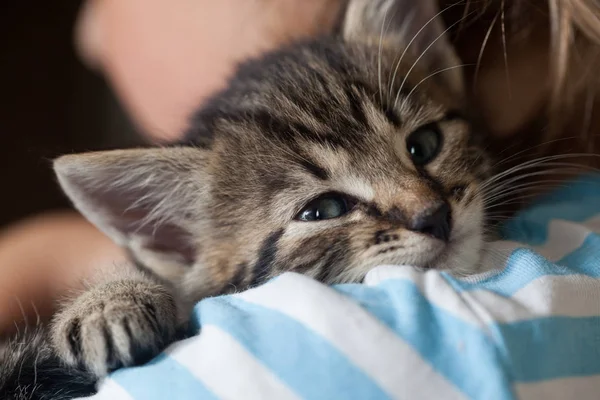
[1,0,493,398]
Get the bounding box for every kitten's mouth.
[425,232,483,272]
[421,247,451,270]
[371,238,446,269]
[370,231,480,272]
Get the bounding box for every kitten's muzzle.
[406,202,451,242]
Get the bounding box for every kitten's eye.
[296,194,354,222]
[406,125,442,166]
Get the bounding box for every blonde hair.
[547,0,600,111]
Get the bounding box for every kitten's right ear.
[341,0,463,96]
[54,147,211,274]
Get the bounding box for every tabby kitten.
[1,0,492,398]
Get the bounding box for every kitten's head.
[55,0,491,294]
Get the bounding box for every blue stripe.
[194,297,392,400]
[334,280,515,400]
[110,353,218,400]
[502,203,600,244]
[335,278,600,384]
[444,232,600,296]
[497,316,600,382]
[501,174,600,244]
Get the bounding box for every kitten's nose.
[407,203,451,242]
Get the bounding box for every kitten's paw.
[51,280,177,377]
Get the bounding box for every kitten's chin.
[427,233,485,276]
[367,233,485,277]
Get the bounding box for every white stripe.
[235,273,466,400]
[364,266,600,326]
[531,216,600,261]
[167,327,300,400]
[512,272,600,318]
[478,215,600,270]
[515,375,600,400]
[462,275,600,323]
[584,214,600,232]
[511,274,600,317]
[82,378,134,400]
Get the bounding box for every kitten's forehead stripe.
[297,159,329,181]
[185,42,386,151]
[251,109,359,151]
[344,85,369,128]
[442,110,467,122]
[384,108,402,126]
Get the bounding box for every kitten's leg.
[50,266,179,377]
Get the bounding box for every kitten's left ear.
[54,147,210,274]
[342,0,463,96]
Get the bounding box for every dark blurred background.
[0,1,139,228]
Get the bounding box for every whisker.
[484,190,561,210]
[378,4,392,107]
[484,166,589,192]
[482,169,590,200]
[484,196,544,210]
[404,64,475,103]
[500,0,511,99]
[395,10,477,109]
[481,154,600,191]
[387,2,461,106]
[14,296,28,336]
[27,300,41,328]
[499,162,599,184]
[490,135,593,170]
[483,179,570,203]
[457,0,474,35]
[473,7,499,90]
[483,179,578,203]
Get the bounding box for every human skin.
[0,0,343,333]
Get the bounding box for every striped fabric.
[82,175,600,400]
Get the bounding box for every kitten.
[1,0,492,398]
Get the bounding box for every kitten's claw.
[51,281,177,377]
